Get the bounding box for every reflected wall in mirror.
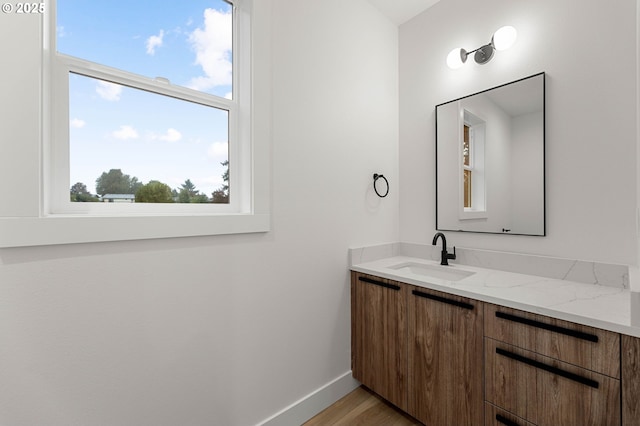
[436,72,545,236]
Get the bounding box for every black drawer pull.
[495,311,598,343]
[358,276,400,291]
[496,347,599,389]
[496,414,520,426]
[412,290,474,310]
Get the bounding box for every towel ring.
[373,173,389,198]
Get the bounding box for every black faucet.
[432,232,456,266]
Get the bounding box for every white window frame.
[0,0,270,248]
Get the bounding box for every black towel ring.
[373,173,389,198]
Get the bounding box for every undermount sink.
[388,262,475,281]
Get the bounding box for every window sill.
[459,210,488,220]
[0,213,270,247]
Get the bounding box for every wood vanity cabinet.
[407,286,484,426]
[351,272,408,411]
[352,271,637,426]
[485,304,621,426]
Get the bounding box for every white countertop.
[351,255,640,338]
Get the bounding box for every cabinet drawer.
[485,338,620,426]
[485,304,620,378]
[485,403,534,426]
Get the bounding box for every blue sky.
[58,0,232,197]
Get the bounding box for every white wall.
[0,1,399,425]
[511,111,545,234]
[400,0,638,265]
[638,0,640,268]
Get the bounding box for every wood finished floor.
[303,386,422,426]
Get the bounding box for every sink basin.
[388,262,475,281]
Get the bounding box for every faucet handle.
[447,246,457,260]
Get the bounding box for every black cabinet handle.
[496,347,599,389]
[496,414,520,426]
[358,276,400,291]
[412,290,474,310]
[495,311,598,343]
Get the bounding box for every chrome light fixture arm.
[446,26,517,69]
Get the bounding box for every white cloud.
[57,26,66,38]
[96,81,122,101]
[112,125,139,140]
[207,141,228,159]
[148,128,183,143]
[70,118,86,129]
[146,30,165,55]
[159,128,182,142]
[187,8,232,91]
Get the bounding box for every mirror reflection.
[436,73,545,236]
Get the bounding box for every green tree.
[191,193,209,203]
[70,182,99,202]
[135,180,174,203]
[95,169,140,196]
[220,160,229,193]
[211,190,227,203]
[178,185,191,203]
[178,190,190,203]
[180,179,197,196]
[130,176,143,195]
[212,160,229,204]
[178,179,209,203]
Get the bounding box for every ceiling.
[367,0,440,26]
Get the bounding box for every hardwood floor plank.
[303,386,422,426]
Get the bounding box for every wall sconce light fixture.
[447,26,517,69]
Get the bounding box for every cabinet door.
[408,287,484,426]
[485,339,620,426]
[351,272,408,411]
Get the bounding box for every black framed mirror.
[435,72,545,236]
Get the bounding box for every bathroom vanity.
[350,245,640,426]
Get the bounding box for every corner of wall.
[637,0,640,266]
[257,373,359,426]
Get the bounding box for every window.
[460,110,486,217]
[51,0,241,212]
[0,0,270,247]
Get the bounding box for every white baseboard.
[256,372,360,426]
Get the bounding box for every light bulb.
[492,26,517,51]
[447,48,466,69]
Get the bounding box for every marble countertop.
[351,255,640,338]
